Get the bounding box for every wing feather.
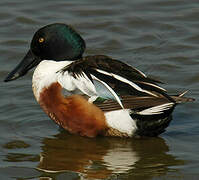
[95,69,159,97]
[59,55,174,104]
[92,75,124,108]
[58,68,124,107]
[94,95,173,112]
[58,71,97,97]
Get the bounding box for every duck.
[4,23,194,138]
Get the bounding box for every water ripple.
[0,0,199,179]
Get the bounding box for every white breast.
[32,60,73,101]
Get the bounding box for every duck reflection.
[37,131,184,179]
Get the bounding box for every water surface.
[0,0,199,179]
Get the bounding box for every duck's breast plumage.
[32,60,73,101]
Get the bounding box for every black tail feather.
[171,91,195,104]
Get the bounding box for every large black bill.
[4,50,40,82]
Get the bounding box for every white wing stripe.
[137,103,174,115]
[140,82,166,92]
[133,67,147,77]
[95,69,113,76]
[95,69,158,97]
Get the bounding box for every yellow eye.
[39,37,45,43]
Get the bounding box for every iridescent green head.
[31,23,86,60]
[4,23,86,82]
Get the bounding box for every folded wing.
[57,55,177,114]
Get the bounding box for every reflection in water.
[37,131,184,180]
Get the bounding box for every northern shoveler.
[4,23,194,138]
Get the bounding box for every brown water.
[0,0,199,179]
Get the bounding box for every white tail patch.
[95,69,158,97]
[105,109,137,136]
[137,102,174,115]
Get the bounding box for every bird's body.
[32,59,137,137]
[4,23,194,138]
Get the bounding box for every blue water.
[0,0,199,179]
